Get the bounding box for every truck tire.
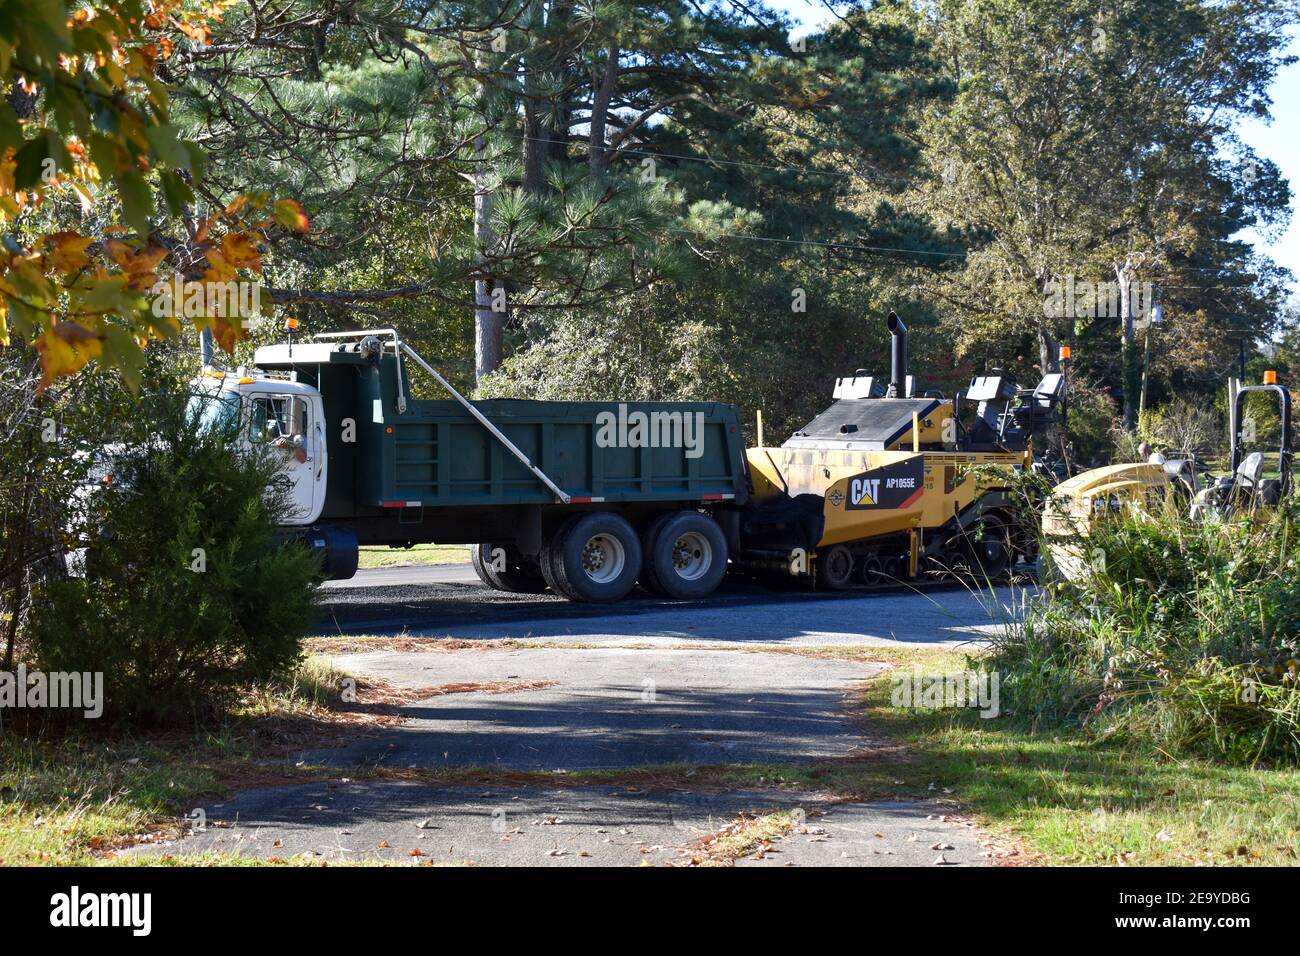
[637,512,675,596]
[815,544,854,590]
[471,543,548,594]
[537,539,575,599]
[856,555,883,586]
[962,513,1012,580]
[545,512,642,602]
[641,510,728,599]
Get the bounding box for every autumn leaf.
[210,316,244,354]
[104,240,169,289]
[34,321,104,390]
[43,232,94,273]
[68,181,95,214]
[220,231,261,270]
[202,248,237,283]
[273,197,310,232]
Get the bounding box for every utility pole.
[1117,259,1140,432]
[1138,300,1162,421]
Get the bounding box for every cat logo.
[850,477,880,507]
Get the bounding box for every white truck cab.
[189,368,328,526]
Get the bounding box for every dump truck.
[192,316,1062,603]
[739,313,1065,588]
[190,328,748,602]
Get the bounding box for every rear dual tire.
[639,511,729,600]
[471,543,548,593]
[538,509,729,603]
[542,512,643,603]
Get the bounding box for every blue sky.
[767,1,1300,300]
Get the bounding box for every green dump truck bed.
[372,398,746,508]
[254,337,748,523]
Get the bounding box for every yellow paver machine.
[736,313,1066,588]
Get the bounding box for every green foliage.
[897,0,1296,407]
[28,390,320,725]
[1060,378,1120,468]
[484,248,936,441]
[1136,398,1228,464]
[1002,501,1300,763]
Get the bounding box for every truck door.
[248,392,320,523]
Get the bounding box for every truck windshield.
[187,391,242,433]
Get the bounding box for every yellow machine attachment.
[738,312,1063,588]
[1041,371,1294,583]
[1041,462,1172,582]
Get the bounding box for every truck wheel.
[546,513,642,602]
[815,544,854,590]
[642,511,728,600]
[538,540,575,599]
[637,513,675,596]
[856,555,883,586]
[471,543,548,593]
[964,514,1012,579]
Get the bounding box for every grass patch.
[357,544,469,569]
[0,655,408,865]
[859,651,1300,865]
[687,809,798,865]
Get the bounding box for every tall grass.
[996,496,1300,765]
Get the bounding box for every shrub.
[1061,378,1119,469]
[28,390,321,725]
[999,497,1300,764]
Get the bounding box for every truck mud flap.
[280,524,359,581]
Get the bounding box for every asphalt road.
[146,782,989,867]
[318,563,1027,648]
[136,564,1020,866]
[301,646,885,770]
